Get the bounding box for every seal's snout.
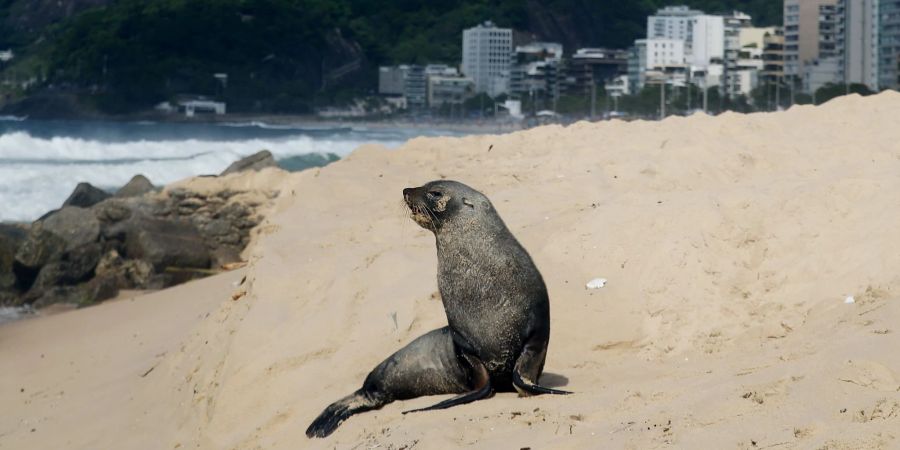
[403,187,414,203]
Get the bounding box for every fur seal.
[306,180,568,438]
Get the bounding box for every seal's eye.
[426,191,442,200]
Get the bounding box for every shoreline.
[3,110,530,134]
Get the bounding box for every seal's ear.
[462,198,475,208]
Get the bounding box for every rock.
[78,275,119,307]
[41,207,100,251]
[94,199,133,224]
[62,182,111,208]
[0,291,18,306]
[203,218,234,237]
[95,250,156,289]
[14,226,66,270]
[94,250,124,278]
[218,202,252,220]
[211,246,243,268]
[116,175,155,198]
[119,259,156,288]
[30,286,81,308]
[30,243,102,289]
[220,150,276,176]
[124,218,210,270]
[0,224,27,291]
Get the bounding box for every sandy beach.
[2,92,900,449]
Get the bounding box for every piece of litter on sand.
[844,296,855,304]
[586,278,607,289]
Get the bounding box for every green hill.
[0,0,782,116]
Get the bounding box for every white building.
[462,21,513,97]
[179,99,226,117]
[0,50,13,62]
[604,74,631,96]
[510,42,563,98]
[841,0,879,90]
[424,64,459,77]
[690,15,725,67]
[644,38,686,68]
[648,6,703,42]
[629,38,687,91]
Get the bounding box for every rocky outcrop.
[0,224,27,291]
[0,159,280,309]
[116,175,155,198]
[42,207,100,251]
[62,182,112,208]
[220,150,277,176]
[123,218,210,270]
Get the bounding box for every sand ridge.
[3,92,900,449]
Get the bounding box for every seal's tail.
[306,389,385,438]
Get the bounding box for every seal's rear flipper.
[306,390,384,438]
[402,355,491,414]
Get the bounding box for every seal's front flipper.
[402,355,491,414]
[513,333,572,396]
[512,369,572,395]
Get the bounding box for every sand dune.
[3,92,900,449]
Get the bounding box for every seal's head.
[403,180,491,232]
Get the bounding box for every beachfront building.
[509,42,563,100]
[378,66,407,95]
[462,21,513,97]
[649,6,729,70]
[604,74,631,97]
[627,42,647,92]
[690,15,726,67]
[645,38,687,68]
[403,65,427,110]
[178,99,226,117]
[721,11,753,98]
[424,64,459,78]
[879,0,900,89]
[761,28,786,86]
[840,0,879,89]
[630,38,689,91]
[427,75,475,107]
[783,0,841,92]
[648,6,703,43]
[804,2,844,93]
[0,50,12,63]
[379,64,461,110]
[564,48,629,95]
[721,26,775,97]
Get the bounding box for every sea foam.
[0,130,404,222]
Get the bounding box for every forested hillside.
[0,0,781,115]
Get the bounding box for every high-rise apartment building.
[761,28,786,86]
[462,21,513,97]
[840,0,878,89]
[648,6,704,42]
[690,15,726,67]
[649,6,726,69]
[783,0,836,82]
[879,0,900,89]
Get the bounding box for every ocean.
[0,117,459,222]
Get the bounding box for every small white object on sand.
[586,278,607,289]
[844,296,855,304]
